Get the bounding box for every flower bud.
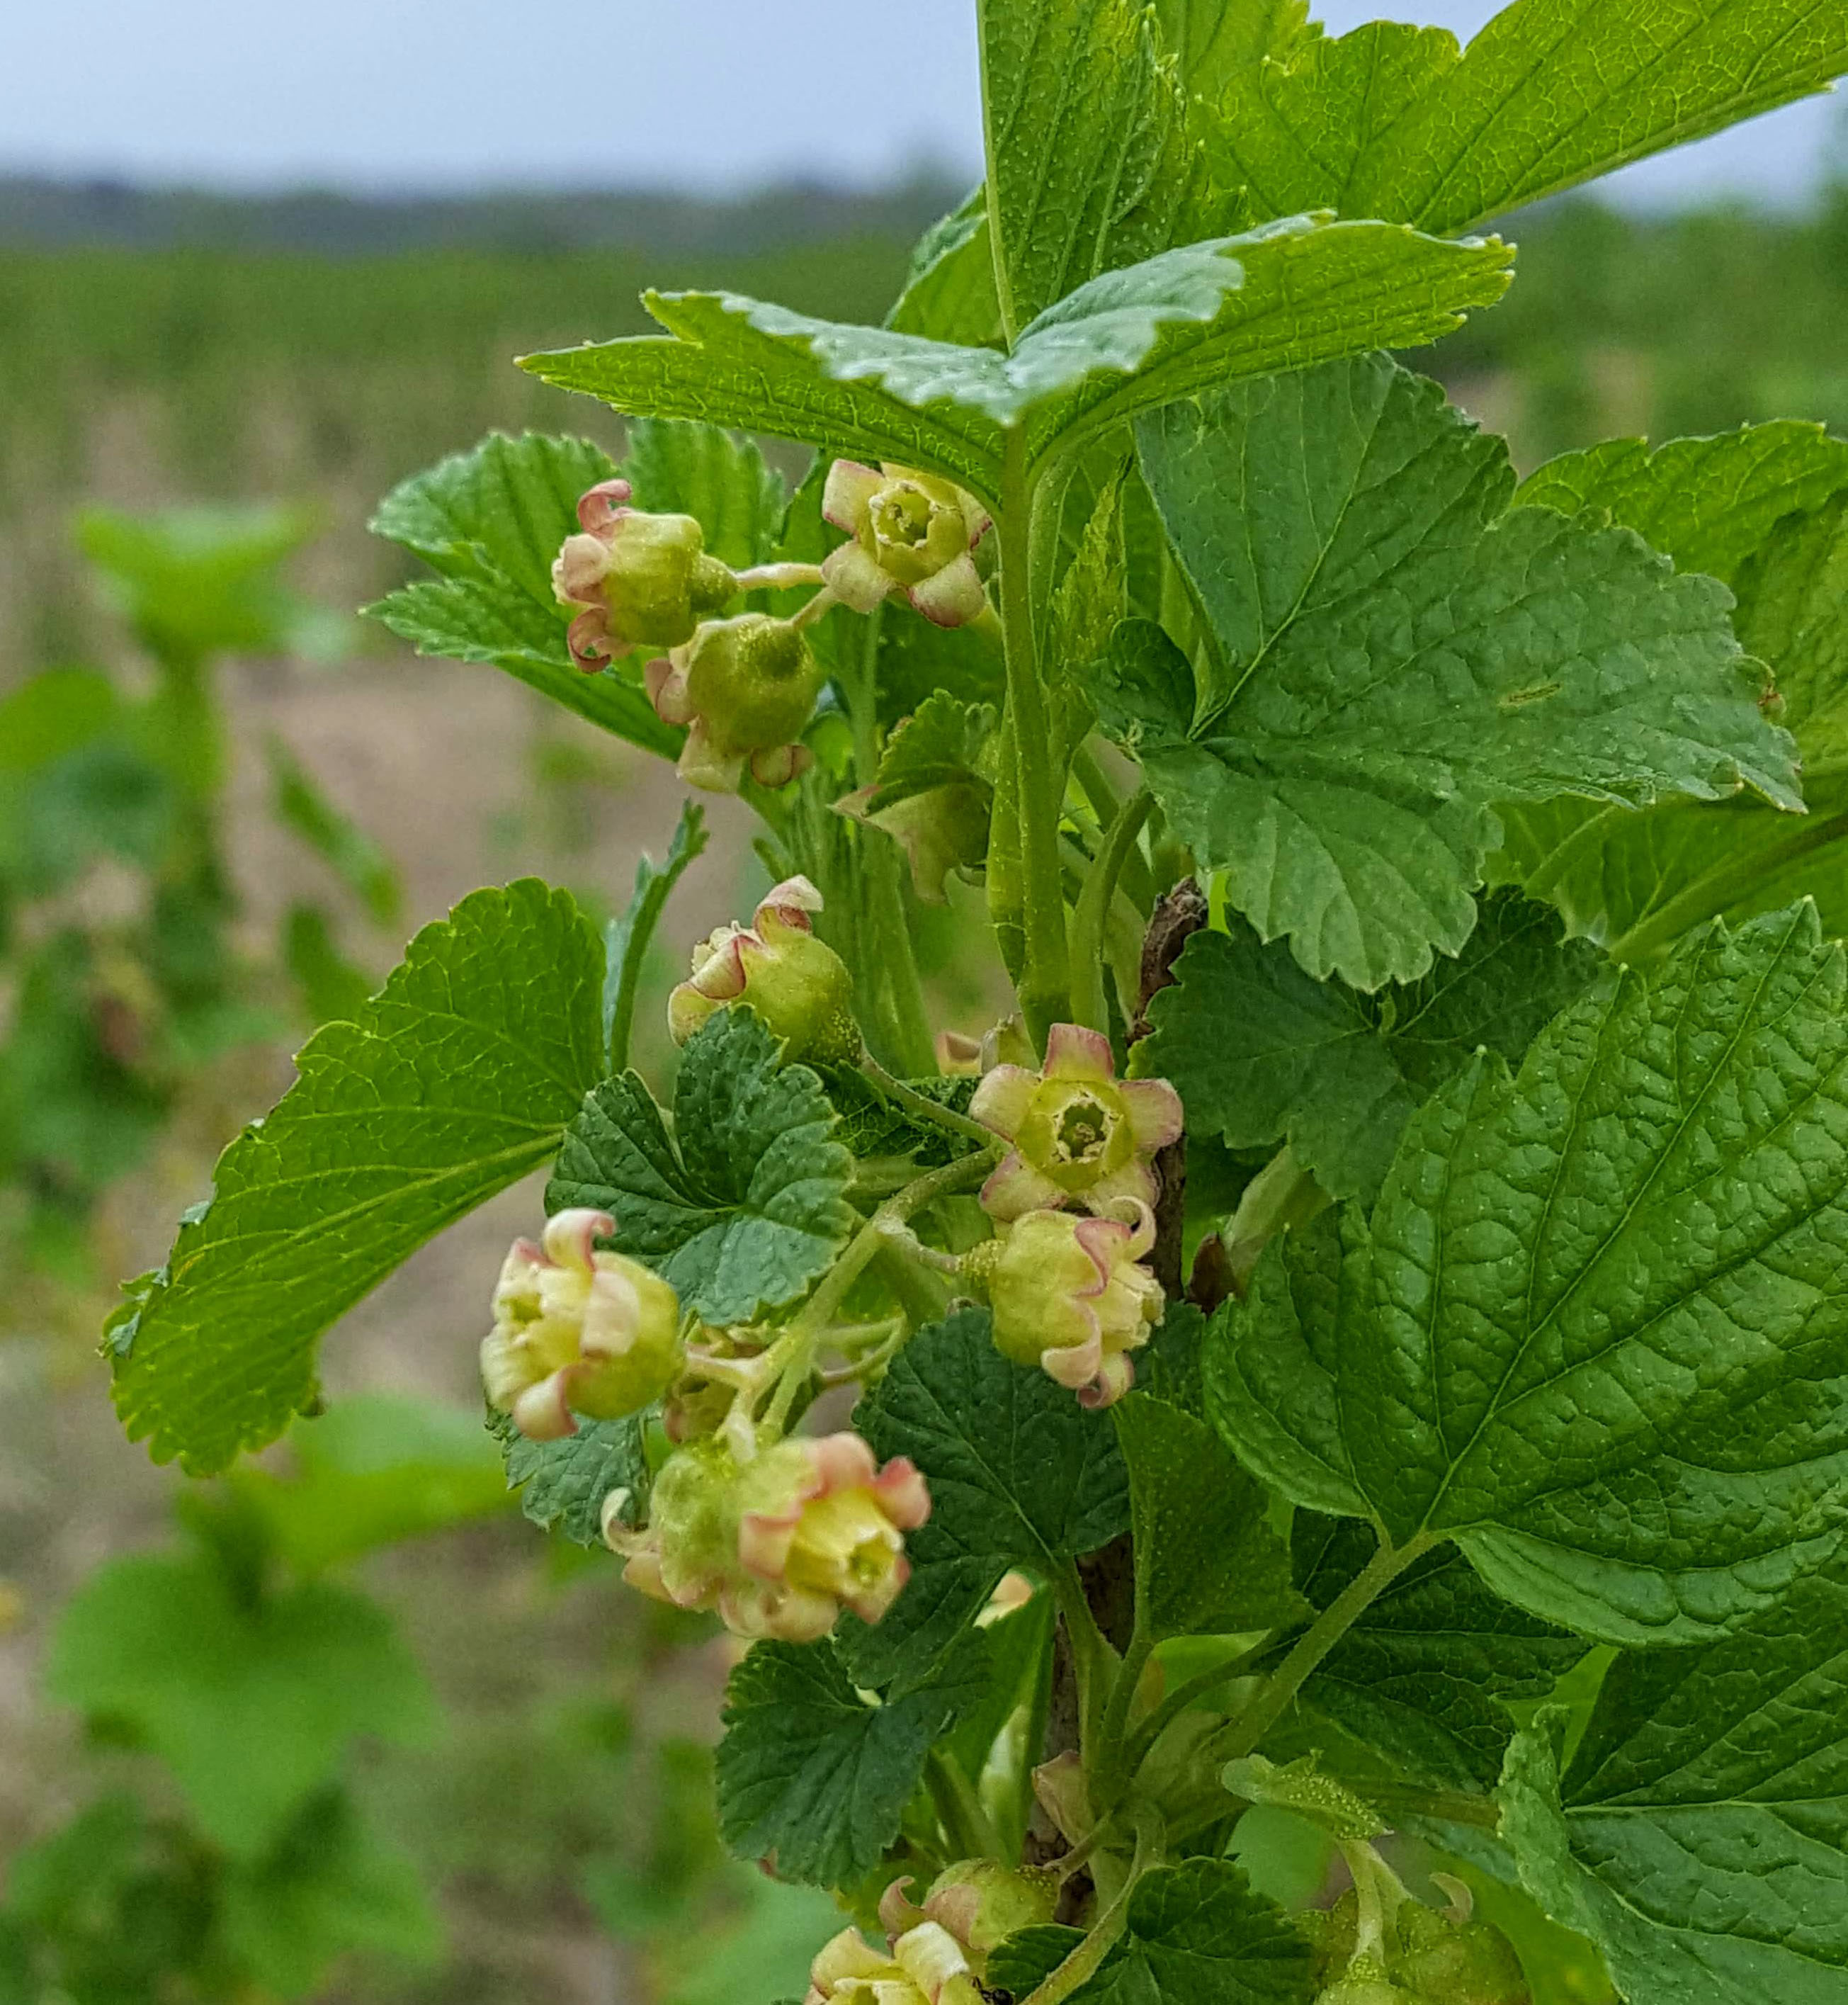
[646,613,824,793]
[805,1922,984,2005]
[668,876,860,1066]
[730,1433,931,1642]
[480,1209,682,1440]
[552,480,738,667]
[985,1201,1162,1408]
[821,462,992,628]
[1394,1898,1527,2005]
[602,1436,742,1613]
[881,1863,1058,1962]
[1315,1955,1417,2005]
[971,1023,1182,1224]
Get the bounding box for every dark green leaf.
[1135,893,1606,1202]
[825,1066,981,1171]
[1068,1860,1315,2004]
[492,1407,652,1543]
[715,1632,989,1885]
[548,1007,856,1326]
[887,188,1006,348]
[603,800,708,1073]
[110,880,605,1474]
[1126,355,1798,988]
[846,1307,1130,1684]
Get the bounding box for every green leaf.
[548,1007,856,1326]
[825,1066,982,1171]
[1279,1515,1584,1791]
[621,416,787,570]
[1066,1859,1315,2004]
[264,735,401,925]
[492,1408,652,1542]
[1150,0,1317,101]
[1135,892,1605,1202]
[279,902,375,1027]
[887,188,1006,348]
[110,879,606,1474]
[1116,1394,1302,1641]
[220,1790,440,1996]
[1500,433,1848,956]
[1124,355,1798,988]
[715,1632,989,1885]
[603,800,708,1073]
[869,692,1001,811]
[980,0,1218,334]
[229,1394,511,1570]
[845,1306,1130,1684]
[1210,903,1848,1644]
[989,1926,1089,1999]
[366,431,682,758]
[1500,1536,1848,2005]
[47,1550,434,1855]
[518,222,1513,497]
[1213,0,1848,240]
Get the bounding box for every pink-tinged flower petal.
[820,538,897,612]
[541,1207,615,1273]
[980,1150,1066,1222]
[880,1878,925,1937]
[922,1883,982,1948]
[936,1030,982,1075]
[822,459,883,533]
[647,653,693,723]
[691,930,751,1000]
[1079,1350,1135,1409]
[970,1063,1037,1140]
[737,1508,801,1581]
[567,606,618,670]
[1084,1158,1160,1217]
[872,1456,931,1530]
[807,1432,879,1493]
[1044,1023,1116,1083]
[905,550,987,628]
[1041,1333,1104,1390]
[676,719,747,793]
[1118,1076,1184,1151]
[843,1550,909,1625]
[1118,1196,1157,1260]
[509,1235,548,1269]
[1072,1214,1133,1293]
[552,531,611,605]
[963,502,993,548]
[759,874,824,925]
[511,1372,577,1441]
[576,477,633,533]
[577,1267,642,1359]
[620,1547,678,1605]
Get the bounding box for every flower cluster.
[480,1209,682,1440]
[605,1430,930,1644]
[669,875,859,1066]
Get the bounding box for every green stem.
[860,1053,1003,1153]
[1116,1637,1276,1790]
[1071,789,1152,1033]
[926,1746,1005,1864]
[999,429,1072,1041]
[1218,1535,1431,1764]
[1053,1561,1116,1761]
[1019,1813,1162,2005]
[1071,748,1153,913]
[1095,1629,1155,1792]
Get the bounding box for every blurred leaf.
[47,1549,435,1855]
[280,902,374,1027]
[265,735,402,925]
[663,1877,844,2005]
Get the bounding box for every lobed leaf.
[110,880,606,1475]
[1121,355,1798,988]
[1066,1859,1315,2004]
[548,1007,856,1328]
[1210,904,1848,1645]
[491,1409,652,1543]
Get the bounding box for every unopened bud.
[669,875,859,1066]
[552,480,737,667]
[647,613,824,793]
[985,1201,1162,1408]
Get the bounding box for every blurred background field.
[3,120,1848,2005]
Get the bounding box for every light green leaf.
[1067,1859,1315,2005]
[603,800,708,1073]
[110,879,605,1474]
[715,1632,989,1885]
[1214,0,1848,239]
[1124,355,1798,988]
[1211,904,1848,1645]
[264,735,401,925]
[1279,1515,1583,1791]
[492,1408,652,1542]
[1116,1394,1301,1642]
[518,222,1513,497]
[365,431,682,758]
[547,1007,856,1326]
[621,416,788,570]
[1501,1540,1848,2005]
[980,0,1217,335]
[887,188,1006,348]
[220,1790,440,1996]
[280,900,375,1027]
[846,1306,1130,1685]
[869,692,1001,809]
[1135,892,1605,1202]
[47,1550,434,1855]
[1150,0,1317,101]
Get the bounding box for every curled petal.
[1041,1332,1104,1391]
[576,477,633,533]
[969,1063,1037,1141]
[1078,1350,1135,1409]
[820,538,897,612]
[553,531,611,605]
[1084,1158,1160,1218]
[805,1430,880,1494]
[1043,1023,1116,1083]
[646,652,693,723]
[1118,1076,1184,1151]
[748,740,808,789]
[511,1372,577,1441]
[540,1207,614,1273]
[690,930,752,1000]
[676,718,748,793]
[821,459,884,533]
[880,1877,926,1938]
[1072,1214,1135,1293]
[871,1456,931,1530]
[905,550,988,628]
[737,1507,801,1581]
[892,1921,974,2003]
[979,1149,1066,1222]
[567,606,620,670]
[936,1030,982,1075]
[758,875,825,925]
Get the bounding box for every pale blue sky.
[0,0,1837,205]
